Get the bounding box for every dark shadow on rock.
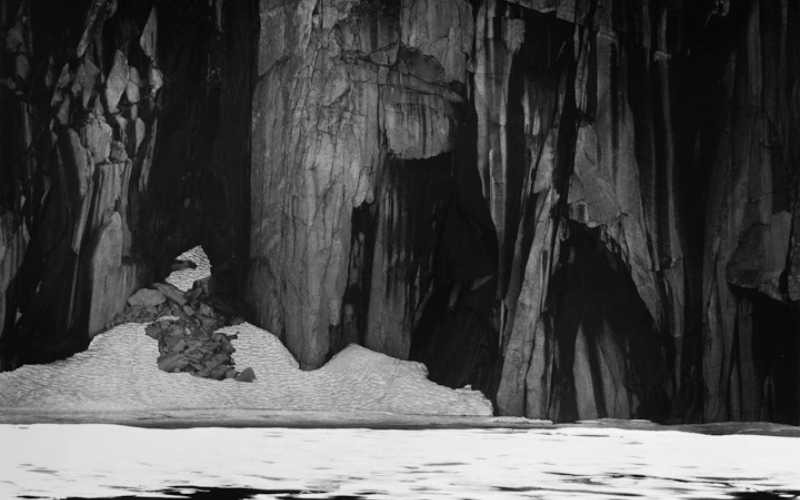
[544,222,672,423]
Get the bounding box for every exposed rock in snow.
[126,288,166,307]
[152,282,188,306]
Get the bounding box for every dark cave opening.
[751,292,800,424]
[545,222,672,423]
[332,200,377,356]
[139,0,255,294]
[336,149,502,400]
[408,187,501,401]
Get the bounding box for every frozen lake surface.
[1,422,799,499]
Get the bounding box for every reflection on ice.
[1,424,798,499]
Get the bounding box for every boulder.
[235,367,255,383]
[152,282,187,305]
[143,312,250,382]
[127,288,166,307]
[157,352,189,372]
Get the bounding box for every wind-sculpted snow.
[0,321,492,416]
[166,246,211,292]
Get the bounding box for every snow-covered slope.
[0,320,491,415]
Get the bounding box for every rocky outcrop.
[248,0,800,424]
[2,0,798,424]
[249,0,476,369]
[0,0,158,369]
[697,0,800,423]
[0,0,255,370]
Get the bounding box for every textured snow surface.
[165,245,211,291]
[1,424,799,499]
[0,321,491,415]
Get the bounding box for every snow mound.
[0,322,493,416]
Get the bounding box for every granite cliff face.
[249,0,475,369]
[248,0,800,423]
[2,0,799,424]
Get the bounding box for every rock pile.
[145,319,255,382]
[109,276,255,382]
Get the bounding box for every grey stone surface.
[127,288,167,307]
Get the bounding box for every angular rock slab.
[105,50,129,114]
[153,282,188,305]
[127,288,166,307]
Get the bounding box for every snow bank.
[0,321,492,416]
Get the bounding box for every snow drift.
[0,321,492,416]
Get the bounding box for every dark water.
[37,487,800,500]
[52,487,800,500]
[3,424,799,499]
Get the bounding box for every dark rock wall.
[696,0,800,423]
[0,0,255,370]
[1,0,158,368]
[488,0,682,420]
